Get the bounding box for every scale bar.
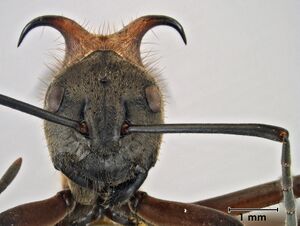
[228,207,279,213]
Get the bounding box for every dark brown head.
[18,15,186,205]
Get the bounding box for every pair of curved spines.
[18,15,187,67]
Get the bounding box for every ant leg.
[194,175,300,215]
[128,123,297,226]
[128,191,243,226]
[0,158,22,194]
[0,190,75,226]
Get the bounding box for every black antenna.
[0,93,287,142]
[0,94,85,133]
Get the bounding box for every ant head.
[17,15,186,205]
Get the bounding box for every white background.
[0,1,299,225]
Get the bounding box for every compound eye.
[45,85,65,113]
[145,85,161,113]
